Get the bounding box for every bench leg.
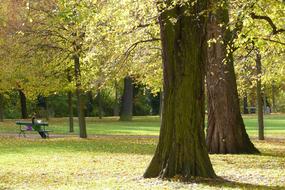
[19,131,26,138]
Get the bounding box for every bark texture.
[206,0,259,154]
[19,90,28,119]
[120,76,133,121]
[74,55,87,138]
[256,51,264,140]
[144,1,216,179]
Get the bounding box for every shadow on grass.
[261,152,285,158]
[185,177,283,190]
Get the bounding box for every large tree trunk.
[0,94,4,122]
[144,1,216,179]
[256,51,264,140]
[119,76,133,121]
[74,55,87,138]
[19,90,28,119]
[68,91,74,132]
[206,0,259,154]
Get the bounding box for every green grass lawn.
[0,136,284,189]
[0,114,285,138]
[0,115,285,189]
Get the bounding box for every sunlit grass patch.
[1,115,285,138]
[0,137,284,189]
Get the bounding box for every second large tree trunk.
[119,76,133,121]
[206,0,259,154]
[144,1,216,179]
[74,55,87,138]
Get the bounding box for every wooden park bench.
[16,121,51,138]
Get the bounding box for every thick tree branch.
[250,13,285,35]
[118,38,161,67]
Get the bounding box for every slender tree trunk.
[19,90,28,119]
[86,91,94,117]
[68,91,74,132]
[43,97,49,121]
[243,95,249,114]
[144,1,216,179]
[113,81,119,116]
[256,51,264,140]
[206,0,259,154]
[271,82,276,113]
[263,94,267,114]
[120,76,133,121]
[74,55,87,138]
[67,70,74,133]
[97,91,103,119]
[0,94,4,122]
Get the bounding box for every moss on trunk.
[144,0,216,179]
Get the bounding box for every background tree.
[206,0,259,154]
[234,0,285,140]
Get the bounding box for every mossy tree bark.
[120,76,133,121]
[19,90,28,119]
[74,55,87,138]
[206,0,259,154]
[144,1,216,179]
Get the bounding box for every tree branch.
[250,13,285,35]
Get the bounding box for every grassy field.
[0,115,285,189]
[0,136,284,189]
[0,114,285,138]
